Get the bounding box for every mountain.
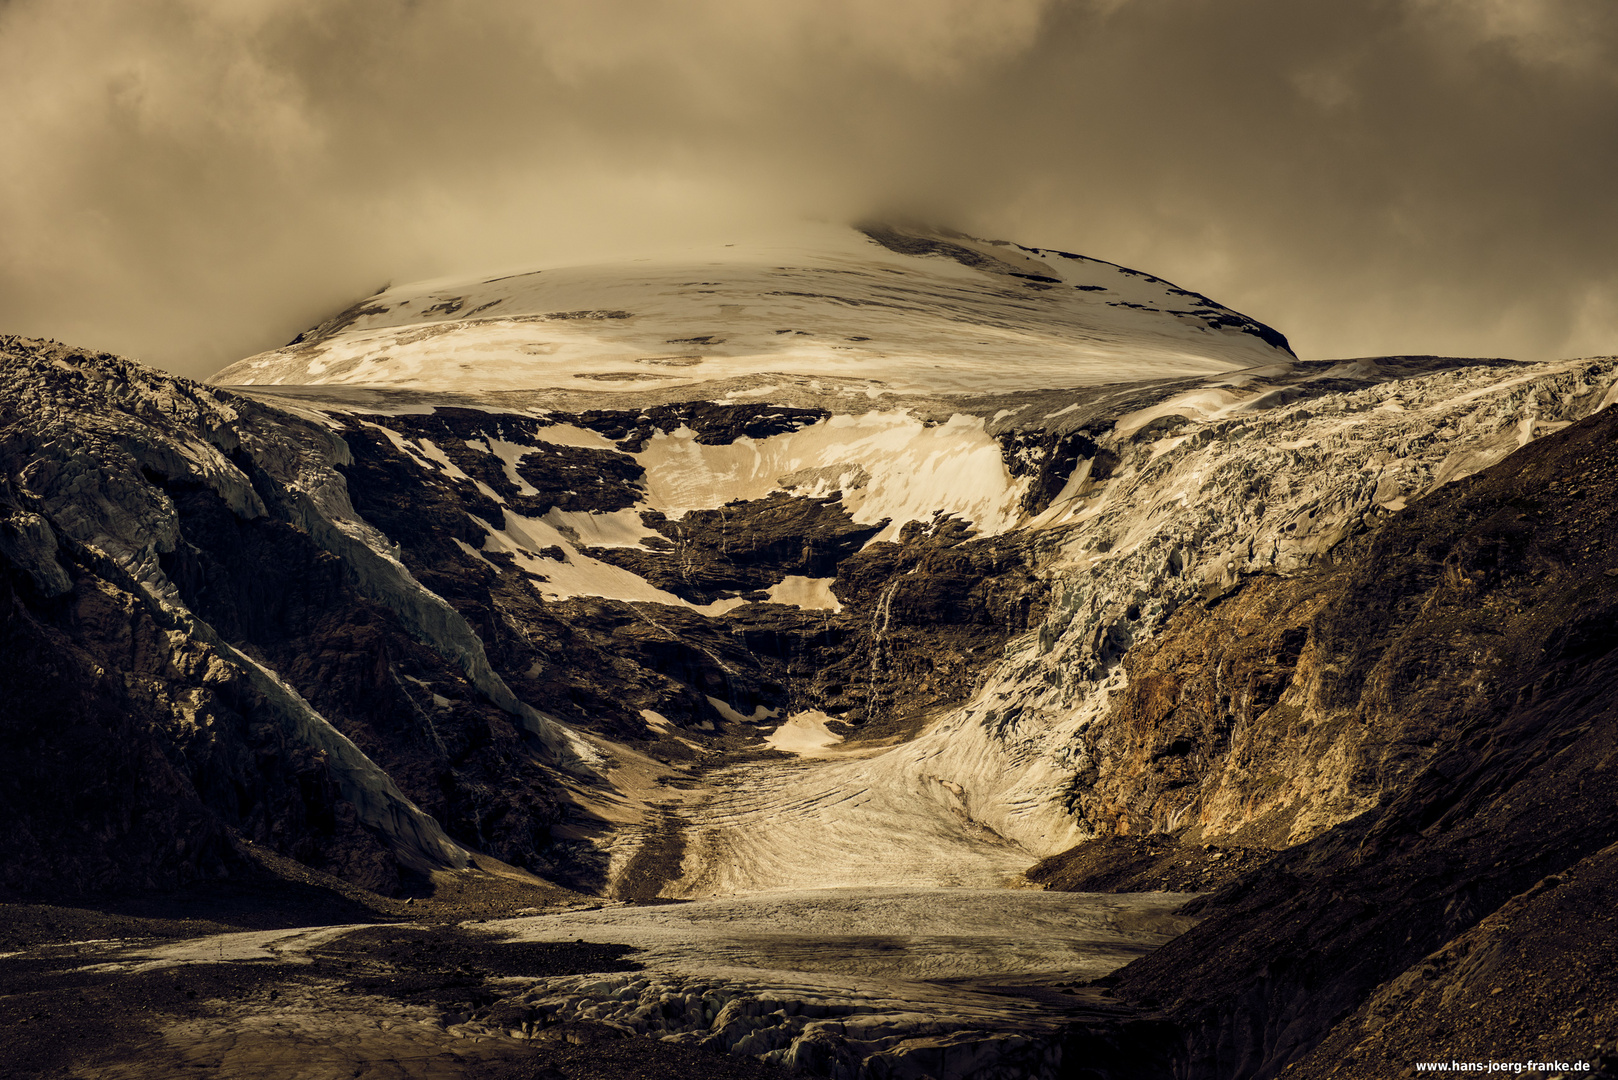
[3,224,1615,1078]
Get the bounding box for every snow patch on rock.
[764,711,845,757]
[764,575,842,611]
[635,411,1027,541]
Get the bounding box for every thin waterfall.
[865,579,900,721]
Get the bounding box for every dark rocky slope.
[328,403,1054,744]
[1049,400,1618,1077]
[0,477,400,894]
[1,338,537,895]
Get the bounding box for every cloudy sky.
[3,0,1616,379]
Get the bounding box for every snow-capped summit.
[210,222,1292,393]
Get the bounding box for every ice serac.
[896,355,1618,859]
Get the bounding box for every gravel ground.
[0,846,785,1080]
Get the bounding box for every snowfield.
[211,222,1293,395]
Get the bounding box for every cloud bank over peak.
[3,0,1615,378]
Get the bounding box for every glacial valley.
[4,224,1617,1079]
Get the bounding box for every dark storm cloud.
[2,0,1615,378]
